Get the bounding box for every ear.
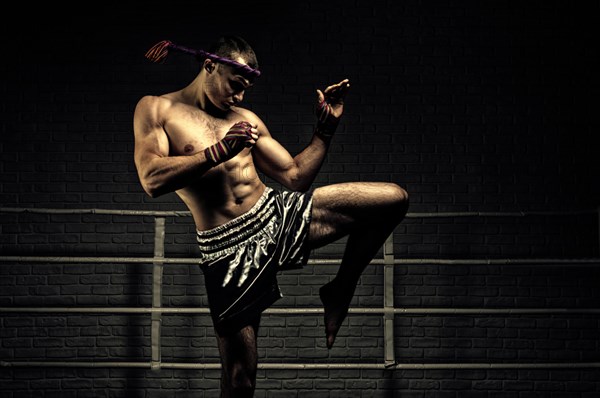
[204,59,215,74]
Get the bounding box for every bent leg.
[215,316,260,398]
[308,182,409,348]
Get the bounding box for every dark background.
[1,1,600,396]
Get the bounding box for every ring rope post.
[151,217,166,371]
[383,233,395,367]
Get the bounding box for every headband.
[144,40,261,79]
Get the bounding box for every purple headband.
[145,40,261,79]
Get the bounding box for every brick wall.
[1,0,600,396]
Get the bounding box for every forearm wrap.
[314,99,338,138]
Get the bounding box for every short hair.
[207,36,259,71]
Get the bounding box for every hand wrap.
[314,99,338,138]
[204,121,255,164]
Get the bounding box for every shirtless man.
[133,36,409,397]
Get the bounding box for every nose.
[233,91,244,103]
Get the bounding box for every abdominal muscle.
[176,151,266,231]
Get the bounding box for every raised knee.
[391,183,409,203]
[388,182,409,205]
[387,183,409,218]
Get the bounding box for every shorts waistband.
[196,187,276,257]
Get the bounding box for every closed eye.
[230,79,253,92]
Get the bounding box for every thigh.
[308,181,407,248]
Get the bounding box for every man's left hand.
[315,79,350,137]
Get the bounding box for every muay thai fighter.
[134,36,409,397]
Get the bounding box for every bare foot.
[319,281,354,349]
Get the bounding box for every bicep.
[250,110,297,178]
[253,134,296,175]
[238,108,299,185]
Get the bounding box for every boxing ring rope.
[1,206,599,371]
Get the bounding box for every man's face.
[205,58,254,110]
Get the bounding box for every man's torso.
[158,93,266,230]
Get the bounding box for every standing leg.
[308,182,409,348]
[215,316,260,398]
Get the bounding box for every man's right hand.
[204,121,259,164]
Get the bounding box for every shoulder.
[231,106,270,134]
[232,106,261,123]
[135,94,173,114]
[134,94,178,126]
[133,94,179,138]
